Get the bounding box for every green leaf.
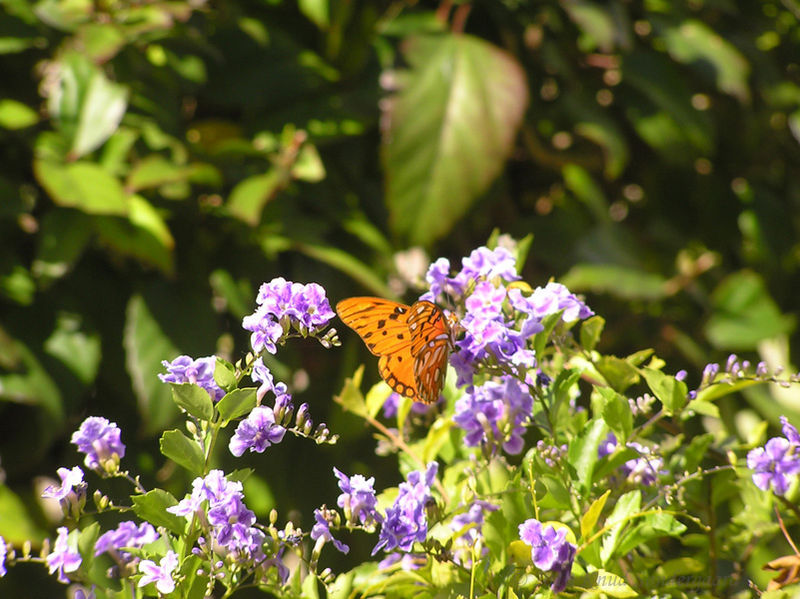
[705,270,795,350]
[94,194,175,274]
[365,382,392,420]
[34,160,129,215]
[131,490,186,535]
[214,358,237,391]
[333,366,367,417]
[537,475,572,510]
[43,312,101,384]
[568,418,608,492]
[33,210,92,286]
[600,490,641,564]
[595,355,640,392]
[71,66,128,157]
[227,171,284,225]
[299,0,329,28]
[160,429,205,475]
[384,34,528,245]
[123,295,180,434]
[169,383,214,420]
[421,418,453,464]
[291,143,326,181]
[217,388,257,422]
[597,386,633,442]
[660,19,750,103]
[561,264,667,300]
[641,368,688,416]
[0,99,39,129]
[580,316,605,353]
[622,51,713,161]
[126,155,190,191]
[0,485,46,543]
[581,490,611,540]
[563,163,608,223]
[0,337,64,423]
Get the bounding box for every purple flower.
[207,494,257,547]
[311,509,349,554]
[597,433,665,486]
[138,551,178,594]
[334,468,380,526]
[518,519,576,593]
[71,417,125,474]
[46,526,82,583]
[373,463,437,555]
[251,357,290,404]
[71,587,95,599]
[42,466,85,501]
[95,521,158,557]
[781,416,800,445]
[748,437,800,495]
[243,278,335,354]
[0,535,6,577]
[453,376,532,454]
[229,406,286,457]
[159,355,225,402]
[421,247,520,304]
[509,282,593,322]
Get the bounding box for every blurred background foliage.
[0,0,799,592]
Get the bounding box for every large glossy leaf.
[383,34,528,245]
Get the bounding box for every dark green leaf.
[597,386,633,442]
[43,312,101,384]
[568,418,608,492]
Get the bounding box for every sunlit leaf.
[383,34,528,245]
[561,263,667,300]
[34,160,129,215]
[0,99,38,129]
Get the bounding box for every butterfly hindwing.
[379,351,418,401]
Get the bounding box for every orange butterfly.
[336,297,456,404]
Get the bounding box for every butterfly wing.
[336,297,420,401]
[336,297,413,356]
[407,301,453,404]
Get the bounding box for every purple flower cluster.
[95,521,158,566]
[229,406,286,456]
[159,355,225,402]
[747,416,800,495]
[373,463,437,555]
[168,470,266,565]
[421,246,520,304]
[242,277,335,354]
[71,417,125,475]
[46,526,81,583]
[450,501,498,565]
[453,376,533,454]
[508,283,594,323]
[334,468,380,527]
[598,433,665,486]
[138,551,178,594]
[518,519,576,593]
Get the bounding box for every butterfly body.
[336,297,455,404]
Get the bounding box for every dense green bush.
[0,0,798,596]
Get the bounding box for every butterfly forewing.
[336,297,414,357]
[336,297,455,404]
